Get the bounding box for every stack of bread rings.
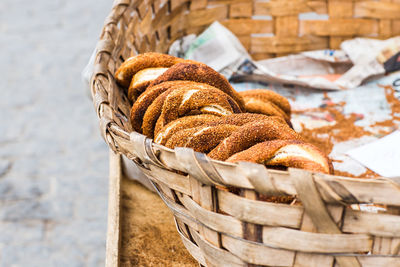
[115,52,333,176]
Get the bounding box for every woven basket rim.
[103,120,400,207]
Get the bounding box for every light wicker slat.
[142,164,191,195]
[355,1,400,19]
[105,151,122,267]
[175,219,207,266]
[221,234,295,266]
[218,190,304,228]
[92,0,400,266]
[192,229,246,267]
[260,227,371,253]
[178,193,243,237]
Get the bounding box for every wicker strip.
[178,193,243,237]
[192,230,246,267]
[221,234,295,266]
[175,148,226,186]
[174,218,207,266]
[237,161,283,195]
[218,189,303,228]
[290,169,361,266]
[290,169,344,233]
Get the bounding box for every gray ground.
[0,1,113,266]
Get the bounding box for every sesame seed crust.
[243,97,288,119]
[239,89,291,115]
[165,125,240,154]
[157,113,286,148]
[141,88,174,138]
[141,84,241,138]
[154,115,220,145]
[115,52,184,88]
[130,81,204,133]
[127,67,168,102]
[227,140,333,174]
[154,87,240,137]
[207,112,287,127]
[208,119,302,161]
[149,62,245,111]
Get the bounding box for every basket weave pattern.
[92,1,400,266]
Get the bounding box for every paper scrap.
[183,21,251,78]
[347,131,400,177]
[330,136,379,176]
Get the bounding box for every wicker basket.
[92,1,400,266]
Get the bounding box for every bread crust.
[130,81,206,133]
[165,125,239,153]
[156,113,286,148]
[141,84,241,138]
[239,89,292,125]
[127,67,168,102]
[240,89,291,115]
[115,52,184,88]
[154,115,220,145]
[208,119,301,161]
[154,87,240,137]
[149,62,245,111]
[227,140,332,174]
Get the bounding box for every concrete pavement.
[0,1,113,266]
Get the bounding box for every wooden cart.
[105,150,197,267]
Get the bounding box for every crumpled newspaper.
[170,21,252,79]
[252,37,400,90]
[174,22,400,90]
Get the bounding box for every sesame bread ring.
[153,87,242,138]
[154,115,220,145]
[142,84,241,138]
[239,90,292,125]
[130,81,210,133]
[165,125,240,153]
[149,62,245,110]
[207,113,287,127]
[127,67,169,102]
[141,88,173,138]
[161,113,287,153]
[242,97,290,121]
[239,89,291,115]
[155,113,283,146]
[208,119,302,161]
[115,52,185,88]
[227,140,332,174]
